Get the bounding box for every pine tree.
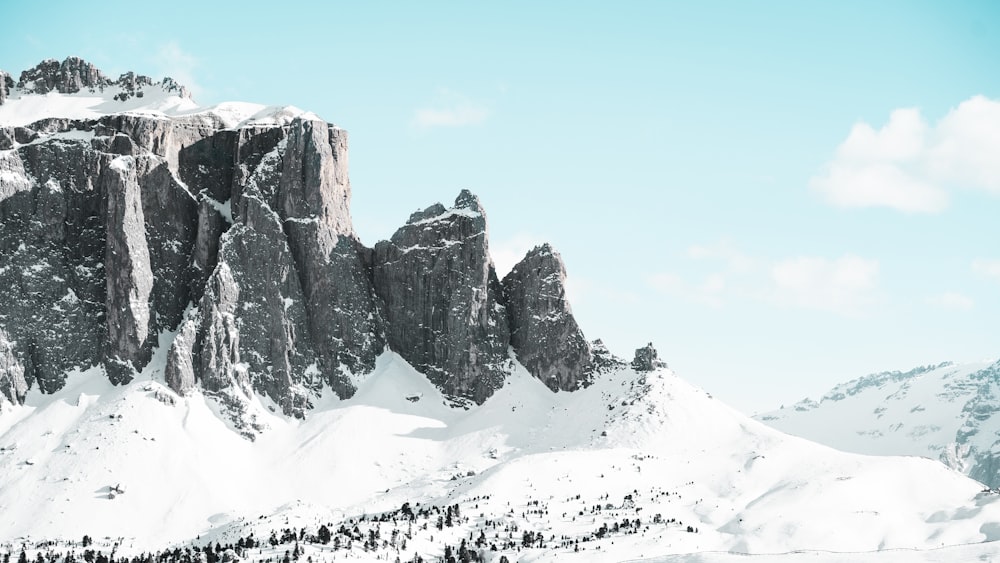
[317,525,331,545]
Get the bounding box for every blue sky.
[5,1,1000,413]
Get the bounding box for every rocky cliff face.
[373,191,510,403]
[0,57,608,422]
[502,244,593,391]
[0,330,27,406]
[0,71,11,105]
[632,343,667,372]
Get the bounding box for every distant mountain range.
[757,359,1000,487]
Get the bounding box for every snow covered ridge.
[756,359,1000,488]
[5,350,1000,561]
[0,56,320,130]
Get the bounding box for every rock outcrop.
[0,330,27,407]
[0,57,611,424]
[17,57,110,95]
[12,57,192,101]
[502,244,593,391]
[161,119,384,416]
[373,191,510,403]
[0,71,11,105]
[632,343,667,372]
[103,157,156,383]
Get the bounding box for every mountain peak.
[454,188,484,213]
[3,56,192,102]
[632,342,667,372]
[16,56,107,95]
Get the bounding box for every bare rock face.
[0,135,107,394]
[632,343,667,372]
[373,190,510,403]
[502,244,593,391]
[0,71,11,105]
[162,120,383,416]
[103,157,155,384]
[1,57,632,426]
[0,330,27,406]
[13,57,193,101]
[275,120,383,396]
[17,57,110,95]
[164,314,198,396]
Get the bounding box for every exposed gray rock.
[14,57,192,102]
[161,77,191,99]
[0,330,27,406]
[591,339,627,373]
[103,157,155,384]
[18,57,110,95]
[194,186,319,416]
[373,190,510,403]
[95,113,227,172]
[164,313,198,396]
[502,244,593,391]
[163,121,383,416]
[0,70,11,105]
[0,136,107,395]
[1,57,636,425]
[277,120,383,395]
[112,71,154,101]
[632,343,667,372]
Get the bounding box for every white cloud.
[413,90,490,129]
[651,242,881,316]
[769,255,879,315]
[972,258,1000,282]
[927,291,974,311]
[811,96,1000,213]
[153,41,202,99]
[647,272,726,308]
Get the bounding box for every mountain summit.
[0,57,599,423]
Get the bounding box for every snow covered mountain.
[757,360,1000,489]
[6,345,1000,562]
[0,56,595,423]
[4,57,1000,562]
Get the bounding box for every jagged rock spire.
[373,190,509,403]
[502,243,593,391]
[632,343,667,372]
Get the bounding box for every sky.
[4,1,1000,414]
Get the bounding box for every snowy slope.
[756,360,1000,487]
[3,342,1000,562]
[0,83,321,129]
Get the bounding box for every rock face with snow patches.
[757,359,1000,488]
[0,57,600,417]
[632,342,667,372]
[502,243,593,391]
[372,191,511,403]
[0,329,26,405]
